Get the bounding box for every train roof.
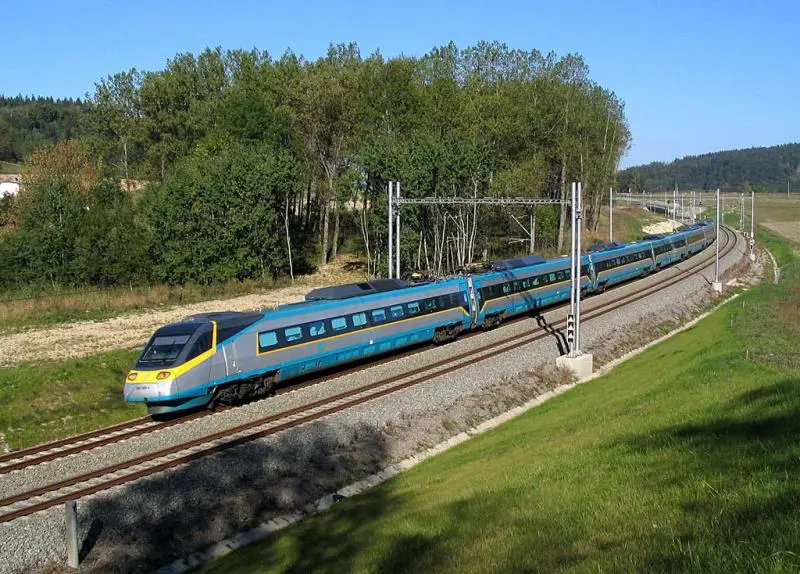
[305,279,413,301]
[182,311,264,327]
[489,255,547,271]
[587,241,627,253]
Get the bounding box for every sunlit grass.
[0,161,21,174]
[0,348,146,450]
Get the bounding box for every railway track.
[0,227,739,523]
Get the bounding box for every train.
[124,221,716,415]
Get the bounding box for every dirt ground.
[642,219,684,234]
[762,221,800,245]
[0,258,366,367]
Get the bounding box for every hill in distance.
[619,143,800,193]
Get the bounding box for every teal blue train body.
[124,221,716,415]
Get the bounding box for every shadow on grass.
[618,377,800,572]
[73,420,397,574]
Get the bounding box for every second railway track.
[0,227,740,523]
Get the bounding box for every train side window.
[285,326,303,342]
[371,309,387,323]
[521,279,530,289]
[331,317,348,332]
[258,331,278,349]
[407,302,420,314]
[352,312,367,327]
[390,305,404,319]
[186,332,213,361]
[502,283,511,294]
[531,276,540,286]
[424,298,437,312]
[309,321,326,337]
[549,272,556,282]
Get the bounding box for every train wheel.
[433,324,464,344]
[210,374,276,408]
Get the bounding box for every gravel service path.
[0,230,754,573]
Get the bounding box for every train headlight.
[126,372,137,382]
[156,371,172,380]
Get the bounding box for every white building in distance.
[0,182,19,198]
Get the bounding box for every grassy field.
[199,233,800,572]
[754,194,800,223]
[0,253,370,333]
[0,348,145,450]
[0,161,21,174]
[0,279,281,334]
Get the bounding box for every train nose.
[123,371,176,400]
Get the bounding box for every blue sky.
[2,0,798,167]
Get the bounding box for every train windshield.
[137,323,202,368]
[140,334,191,363]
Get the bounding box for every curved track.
[0,227,739,522]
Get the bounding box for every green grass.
[200,238,800,573]
[758,228,796,267]
[0,161,21,174]
[0,348,146,450]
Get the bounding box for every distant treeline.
[0,96,85,163]
[0,41,630,291]
[619,143,800,193]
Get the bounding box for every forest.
[618,143,800,194]
[0,41,630,290]
[0,95,84,163]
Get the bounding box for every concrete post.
[576,182,583,354]
[388,181,393,278]
[750,190,756,260]
[568,182,576,357]
[395,182,401,279]
[713,188,722,292]
[66,500,79,569]
[556,182,593,379]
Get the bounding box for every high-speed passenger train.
[124,221,715,414]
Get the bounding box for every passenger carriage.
[588,241,656,290]
[471,255,593,327]
[124,278,471,414]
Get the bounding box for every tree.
[14,141,98,285]
[142,139,307,284]
[87,70,143,179]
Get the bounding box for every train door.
[466,277,478,327]
[223,342,238,376]
[584,257,597,292]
